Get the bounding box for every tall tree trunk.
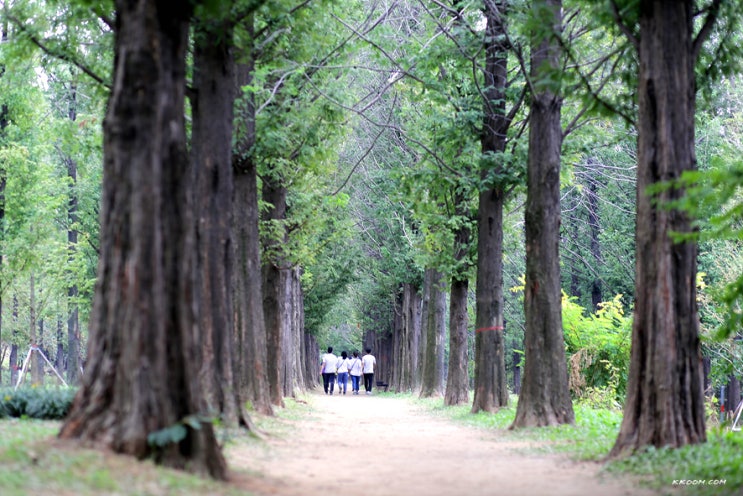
[416,270,431,393]
[727,376,741,417]
[610,0,706,456]
[405,283,422,392]
[511,0,574,428]
[0,5,7,387]
[394,282,421,393]
[445,197,471,405]
[66,83,81,386]
[419,268,446,398]
[29,271,41,385]
[586,158,603,309]
[564,191,582,298]
[303,331,319,389]
[59,0,226,478]
[36,318,46,384]
[262,178,288,407]
[55,318,65,373]
[232,15,273,415]
[391,289,402,391]
[281,267,304,397]
[191,18,256,429]
[9,295,18,386]
[472,0,510,413]
[445,278,469,405]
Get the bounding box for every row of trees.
[1,0,742,480]
[334,0,736,454]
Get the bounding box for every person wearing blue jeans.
[336,351,350,394]
[348,351,363,395]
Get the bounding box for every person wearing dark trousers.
[361,347,376,395]
[320,346,338,395]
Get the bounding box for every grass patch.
[0,394,316,495]
[409,393,743,495]
[247,395,315,437]
[0,418,248,496]
[606,429,743,496]
[411,394,621,459]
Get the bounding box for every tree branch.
[692,0,722,63]
[7,15,110,90]
[610,0,638,50]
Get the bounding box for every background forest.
[1,0,743,470]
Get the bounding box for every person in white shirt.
[320,347,338,395]
[336,351,350,395]
[348,351,363,395]
[361,347,377,395]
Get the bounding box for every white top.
[348,357,362,376]
[361,353,376,374]
[336,357,349,373]
[321,353,338,373]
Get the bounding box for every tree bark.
[445,194,471,405]
[9,296,18,387]
[30,272,40,385]
[565,191,582,299]
[0,8,7,387]
[611,0,705,456]
[262,177,288,407]
[393,282,421,393]
[406,283,422,391]
[445,278,469,405]
[391,288,404,392]
[417,270,431,393]
[232,16,274,415]
[281,267,304,397]
[419,268,446,398]
[511,0,574,429]
[65,84,81,386]
[55,318,65,373]
[192,18,257,429]
[586,158,603,310]
[472,0,510,413]
[59,0,226,478]
[303,331,320,389]
[727,376,741,416]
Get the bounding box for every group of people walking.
[320,347,376,396]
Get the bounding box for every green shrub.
[0,387,77,420]
[563,293,632,403]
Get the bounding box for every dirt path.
[228,390,661,496]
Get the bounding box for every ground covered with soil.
[228,389,664,496]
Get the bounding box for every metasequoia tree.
[444,190,472,406]
[59,0,226,478]
[64,83,81,385]
[511,0,574,428]
[252,1,353,402]
[191,13,257,428]
[471,0,514,413]
[232,11,273,416]
[610,0,720,456]
[0,10,7,386]
[419,267,446,398]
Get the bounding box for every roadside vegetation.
[0,420,245,496]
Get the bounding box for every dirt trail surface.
[228,390,662,496]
